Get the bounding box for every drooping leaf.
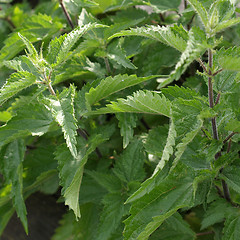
[88,90,171,118]
[116,112,138,148]
[85,74,158,106]
[55,134,108,219]
[110,24,188,52]
[0,140,28,233]
[113,138,146,183]
[44,85,78,158]
[0,71,36,105]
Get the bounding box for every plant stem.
[215,93,221,105]
[223,132,237,144]
[104,57,112,75]
[208,49,231,202]
[59,0,74,29]
[196,231,214,236]
[48,82,56,96]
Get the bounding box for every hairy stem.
[223,132,237,144]
[208,49,231,202]
[196,231,214,236]
[59,0,74,29]
[48,82,56,96]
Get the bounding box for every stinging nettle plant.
[0,0,240,239]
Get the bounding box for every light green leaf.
[44,86,78,158]
[85,74,158,106]
[158,27,208,88]
[55,23,106,65]
[116,112,138,148]
[88,90,171,118]
[153,119,176,175]
[0,140,28,233]
[225,119,240,132]
[113,138,146,183]
[109,24,188,52]
[187,0,209,28]
[0,71,36,105]
[18,33,38,58]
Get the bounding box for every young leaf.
[18,33,38,58]
[85,74,158,106]
[88,90,171,118]
[0,71,36,105]
[0,140,28,233]
[113,138,146,183]
[109,24,188,52]
[44,85,78,158]
[55,23,105,65]
[158,27,208,88]
[116,112,138,148]
[153,119,176,175]
[187,0,209,28]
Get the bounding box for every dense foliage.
[0,0,240,239]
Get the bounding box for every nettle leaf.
[225,119,240,132]
[153,119,176,175]
[123,163,194,240]
[158,27,208,88]
[0,98,53,147]
[113,138,146,183]
[149,212,195,240]
[85,74,158,106]
[44,85,78,158]
[216,47,240,71]
[223,215,240,240]
[0,71,36,105]
[0,140,28,233]
[55,134,107,219]
[116,112,138,148]
[107,39,137,69]
[187,0,209,28]
[96,193,126,240]
[0,13,63,63]
[110,24,188,53]
[201,199,234,230]
[48,23,105,66]
[18,33,38,58]
[88,90,171,117]
[144,0,182,13]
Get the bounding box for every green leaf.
[0,202,15,236]
[55,23,106,65]
[0,14,63,63]
[44,86,78,158]
[149,212,195,240]
[158,27,207,88]
[0,140,28,233]
[0,71,36,105]
[18,33,38,58]
[85,74,158,106]
[123,163,194,240]
[153,119,176,174]
[110,24,188,52]
[201,199,234,230]
[144,0,182,13]
[225,119,240,132]
[116,112,138,148]
[223,215,240,240]
[88,90,171,118]
[187,0,209,28]
[55,134,107,219]
[107,39,137,69]
[0,98,53,147]
[96,193,126,240]
[113,138,146,183]
[216,47,240,71]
